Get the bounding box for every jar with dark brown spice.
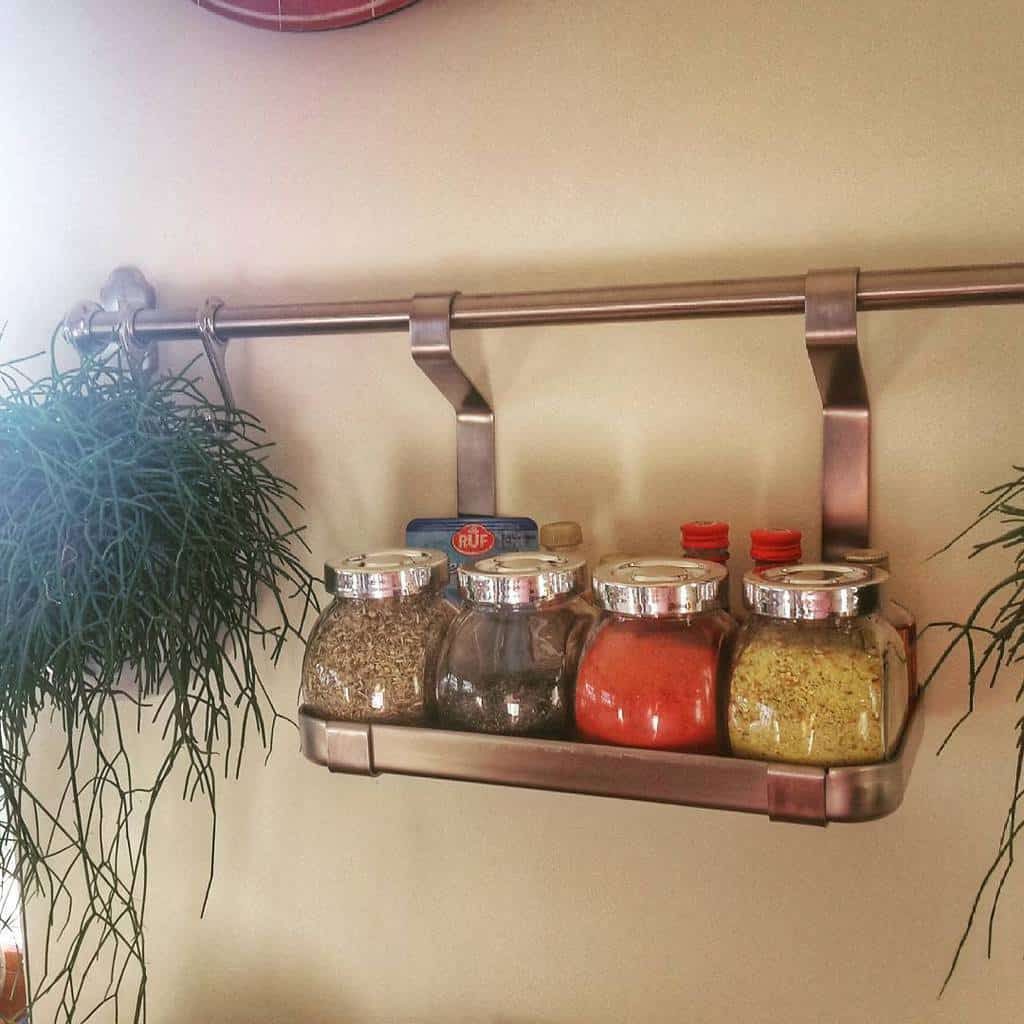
[301,549,454,724]
[435,552,595,738]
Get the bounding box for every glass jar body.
[301,590,454,723]
[726,612,909,766]
[435,594,595,737]
[574,609,736,752]
[885,599,918,703]
[682,547,730,611]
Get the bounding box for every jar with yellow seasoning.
[726,564,909,766]
[842,547,918,704]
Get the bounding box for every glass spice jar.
[842,548,918,704]
[575,557,735,752]
[301,549,455,724]
[434,552,594,737]
[681,520,731,610]
[726,564,910,766]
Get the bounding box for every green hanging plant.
[0,336,317,1021]
[927,467,1024,991]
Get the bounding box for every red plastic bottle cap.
[681,520,730,550]
[750,528,802,562]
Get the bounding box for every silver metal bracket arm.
[64,265,158,377]
[197,296,236,411]
[114,304,150,382]
[410,293,496,517]
[805,268,870,560]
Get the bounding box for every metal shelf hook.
[197,296,236,411]
[410,293,496,517]
[805,268,870,560]
[114,303,151,383]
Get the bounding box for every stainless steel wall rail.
[64,262,1024,347]
[62,259,1024,559]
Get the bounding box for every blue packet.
[405,516,538,605]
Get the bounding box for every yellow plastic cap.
[842,547,891,568]
[540,520,583,550]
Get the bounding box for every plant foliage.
[0,341,316,1021]
[928,467,1024,991]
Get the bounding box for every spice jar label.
[406,516,538,604]
[452,523,496,556]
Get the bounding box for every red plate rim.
[194,0,422,33]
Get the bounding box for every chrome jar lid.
[592,557,727,618]
[324,549,448,599]
[743,563,888,620]
[458,552,587,606]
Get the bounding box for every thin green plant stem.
[926,467,1024,990]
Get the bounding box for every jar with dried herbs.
[726,564,909,766]
[301,549,454,724]
[435,552,595,737]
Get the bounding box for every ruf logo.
[452,523,496,556]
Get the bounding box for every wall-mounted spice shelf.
[297,698,924,825]
[64,260,1024,828]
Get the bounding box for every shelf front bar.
[72,262,1024,346]
[297,698,924,825]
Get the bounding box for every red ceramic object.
[194,0,421,32]
[0,939,27,1023]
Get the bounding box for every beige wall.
[3,1,1024,1021]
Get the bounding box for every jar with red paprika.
[574,557,736,752]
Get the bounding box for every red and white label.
[452,523,496,557]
